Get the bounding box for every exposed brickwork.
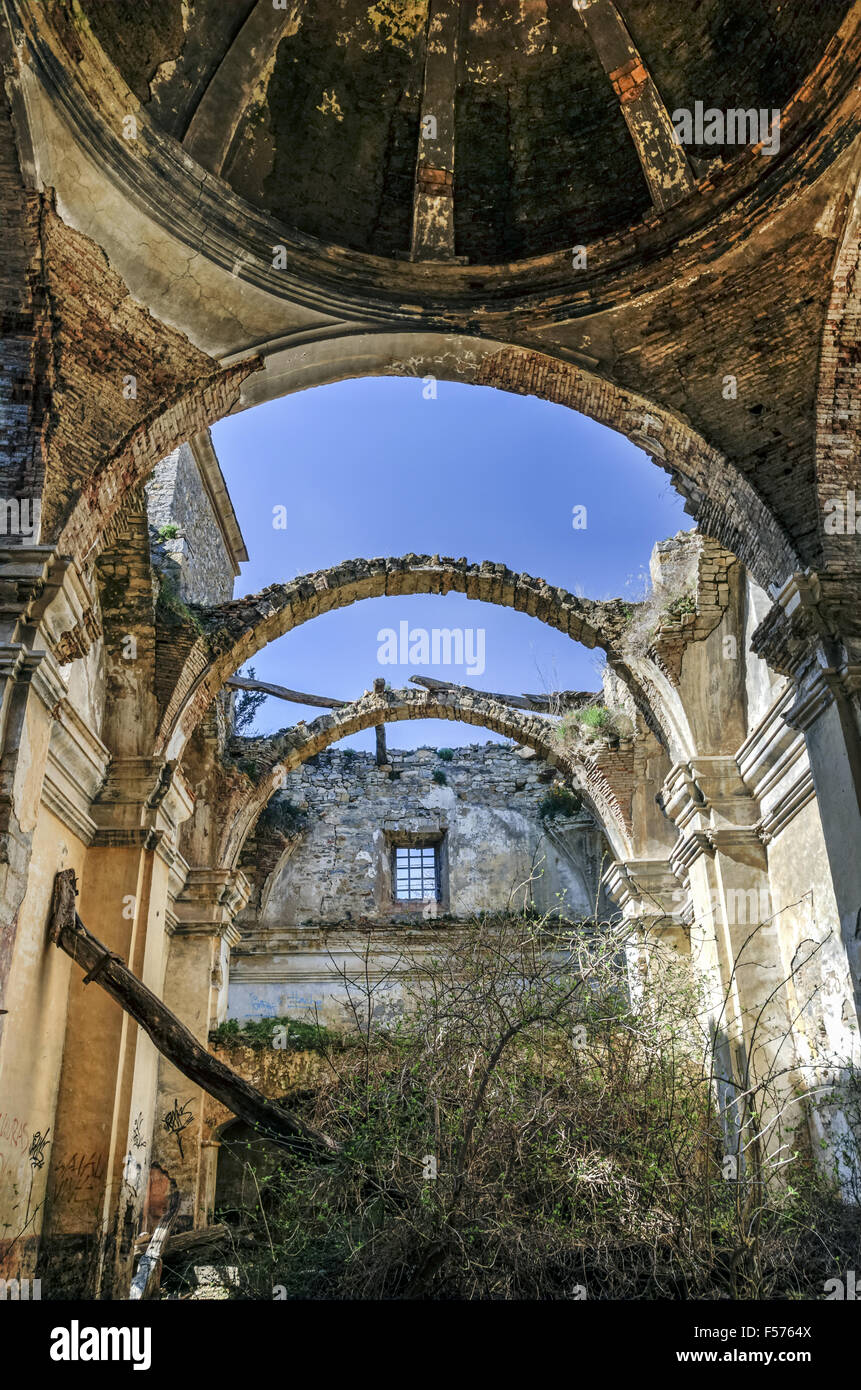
[815,167,861,578]
[609,60,649,104]
[0,91,52,512]
[455,3,650,261]
[56,362,260,567]
[620,0,854,161]
[29,203,260,556]
[649,534,737,682]
[95,507,159,758]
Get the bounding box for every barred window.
[393,844,439,902]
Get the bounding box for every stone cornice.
[662,755,766,871]
[173,867,252,940]
[0,545,68,644]
[784,661,861,734]
[90,757,195,864]
[752,571,861,683]
[604,858,686,920]
[736,685,808,805]
[758,768,817,843]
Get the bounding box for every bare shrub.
[207,910,860,1301]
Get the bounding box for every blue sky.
[212,377,689,749]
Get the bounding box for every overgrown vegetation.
[208,911,861,1300]
[436,747,455,761]
[257,797,307,839]
[538,783,583,820]
[211,1016,345,1053]
[556,703,625,744]
[620,572,698,661]
[233,665,267,736]
[156,575,204,635]
[432,769,447,785]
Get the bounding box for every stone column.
[40,758,193,1296]
[662,757,803,1169]
[752,573,861,1029]
[604,858,689,1002]
[0,549,70,957]
[148,867,249,1235]
[0,549,106,1281]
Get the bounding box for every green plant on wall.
[538,784,582,820]
[258,797,308,838]
[156,574,204,635]
[557,704,621,744]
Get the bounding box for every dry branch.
[226,676,346,709]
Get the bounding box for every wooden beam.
[411,0,460,261]
[408,675,596,713]
[576,0,695,212]
[129,1191,179,1300]
[134,1222,229,1262]
[373,677,388,764]
[49,871,339,1157]
[226,676,346,709]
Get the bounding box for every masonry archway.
[219,684,635,873]
[154,553,684,763]
[56,336,797,598]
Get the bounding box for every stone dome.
[77,0,852,263]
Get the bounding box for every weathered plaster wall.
[0,806,85,1281]
[255,742,607,928]
[227,742,610,1027]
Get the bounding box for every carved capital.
[605,858,686,921]
[752,571,861,697]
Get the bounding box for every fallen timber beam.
[130,1191,180,1300]
[408,675,597,713]
[226,676,346,709]
[134,1222,230,1262]
[48,871,339,1158]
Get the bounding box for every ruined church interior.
[1,0,861,1337]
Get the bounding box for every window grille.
[392,844,439,901]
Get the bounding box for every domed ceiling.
[76,0,851,263]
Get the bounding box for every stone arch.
[219,685,635,871]
[235,330,796,587]
[155,553,668,761]
[12,0,854,586]
[55,332,798,594]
